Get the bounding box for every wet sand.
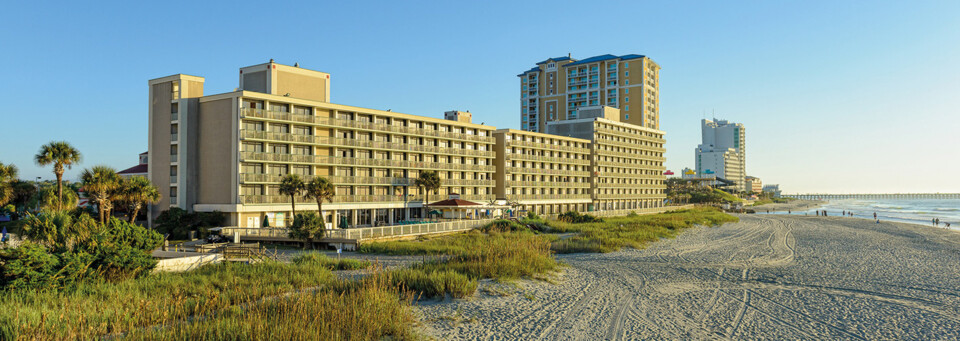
[416,215,960,340]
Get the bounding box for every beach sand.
[415,215,960,340]
[751,199,822,212]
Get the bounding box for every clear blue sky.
[2,0,958,193]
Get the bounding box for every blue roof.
[516,66,540,77]
[563,54,647,67]
[536,56,573,65]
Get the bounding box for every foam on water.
[761,198,960,231]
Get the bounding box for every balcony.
[239,152,496,172]
[239,130,493,158]
[170,133,178,142]
[171,112,178,121]
[241,109,494,143]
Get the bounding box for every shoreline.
[415,214,960,339]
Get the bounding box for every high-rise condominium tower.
[518,54,660,132]
[695,119,746,192]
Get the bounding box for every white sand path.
[416,215,960,340]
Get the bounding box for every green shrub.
[153,208,225,239]
[480,219,529,233]
[526,211,540,220]
[557,211,603,223]
[288,212,326,249]
[0,242,60,291]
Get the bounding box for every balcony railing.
[241,109,494,143]
[505,194,591,201]
[239,193,494,205]
[239,152,495,172]
[239,130,494,158]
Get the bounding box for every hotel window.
[292,145,311,155]
[241,185,262,196]
[269,164,288,175]
[337,186,352,195]
[170,166,177,177]
[293,106,311,115]
[625,80,629,85]
[293,125,311,135]
[625,105,630,111]
[337,112,353,120]
[624,88,629,94]
[243,121,264,131]
[270,103,289,112]
[624,62,629,67]
[625,97,629,102]
[270,144,289,154]
[269,123,289,133]
[625,114,630,120]
[242,163,264,174]
[244,100,264,109]
[243,142,264,153]
[625,71,629,77]
[170,145,178,157]
[292,165,311,175]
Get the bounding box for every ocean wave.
[934,208,958,212]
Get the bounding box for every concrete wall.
[197,98,236,204]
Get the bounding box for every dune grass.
[0,260,415,340]
[360,230,560,298]
[549,207,739,253]
[292,252,372,270]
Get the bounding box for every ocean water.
[762,198,960,230]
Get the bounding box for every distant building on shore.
[695,119,746,192]
[762,184,781,198]
[681,168,696,180]
[745,176,762,193]
[518,54,660,132]
[117,152,148,179]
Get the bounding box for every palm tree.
[34,141,82,210]
[415,170,442,217]
[81,166,120,224]
[122,176,161,223]
[303,176,335,223]
[278,174,305,222]
[415,171,442,204]
[0,162,17,207]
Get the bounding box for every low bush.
[557,211,603,223]
[0,216,163,290]
[153,208,225,240]
[479,219,530,233]
[292,252,371,271]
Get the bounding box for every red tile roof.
[117,164,148,175]
[427,198,483,207]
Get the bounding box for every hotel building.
[493,129,593,215]
[518,54,661,133]
[547,106,667,211]
[148,61,496,228]
[695,119,746,192]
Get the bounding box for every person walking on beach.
[935,218,940,226]
[873,212,877,219]
[843,210,846,216]
[933,218,937,226]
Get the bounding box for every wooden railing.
[220,218,495,243]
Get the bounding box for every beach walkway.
[417,215,960,340]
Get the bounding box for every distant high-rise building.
[518,54,660,132]
[695,119,746,191]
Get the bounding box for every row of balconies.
[505,194,591,201]
[505,153,591,165]
[240,152,495,172]
[240,130,494,158]
[239,193,495,205]
[239,173,496,187]
[505,180,591,188]
[596,148,667,160]
[242,109,494,143]
[505,139,588,152]
[506,167,591,177]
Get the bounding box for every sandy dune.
[416,215,960,340]
[751,199,822,212]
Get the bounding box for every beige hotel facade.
[148,60,665,228]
